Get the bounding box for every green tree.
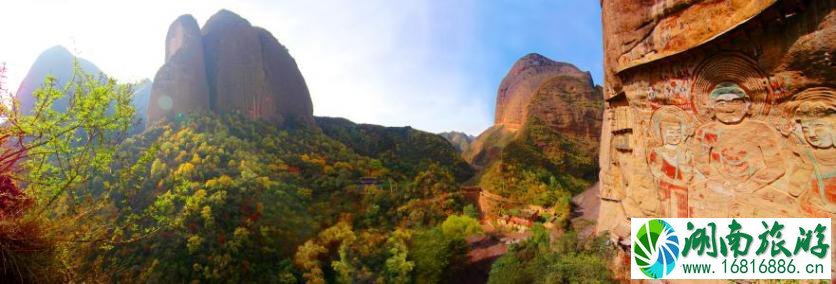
[462,204,479,219]
[383,229,414,283]
[488,225,615,284]
[0,63,135,281]
[412,214,479,284]
[440,214,482,240]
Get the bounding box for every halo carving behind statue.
[782,87,836,116]
[778,87,836,137]
[690,53,774,123]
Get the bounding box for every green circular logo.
[633,219,680,279]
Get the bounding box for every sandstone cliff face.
[256,27,315,126]
[597,0,835,276]
[201,11,276,122]
[527,72,602,142]
[149,10,315,127]
[148,15,210,124]
[495,53,592,130]
[468,54,603,169]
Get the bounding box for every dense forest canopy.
[0,64,612,283]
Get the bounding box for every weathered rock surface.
[256,27,315,126]
[201,10,275,122]
[15,46,102,114]
[598,0,835,278]
[527,74,602,142]
[148,14,210,124]
[148,10,314,127]
[468,53,603,169]
[494,53,593,130]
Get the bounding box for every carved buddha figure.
[647,106,693,217]
[691,82,793,217]
[694,82,785,192]
[787,90,836,216]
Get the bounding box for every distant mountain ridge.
[438,131,474,153]
[317,116,474,182]
[15,46,102,114]
[14,45,152,128]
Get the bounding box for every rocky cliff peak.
[148,14,211,124]
[467,53,603,169]
[495,53,593,129]
[148,10,315,128]
[165,15,203,62]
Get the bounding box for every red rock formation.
[468,53,603,169]
[148,15,210,124]
[148,10,315,128]
[494,53,592,130]
[527,73,602,142]
[256,27,315,126]
[201,10,276,122]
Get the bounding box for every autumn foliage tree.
[0,62,135,281]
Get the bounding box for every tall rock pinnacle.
[494,53,593,130]
[148,10,315,128]
[148,14,211,123]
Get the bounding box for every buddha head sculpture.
[792,93,835,149]
[709,82,751,124]
[651,106,692,146]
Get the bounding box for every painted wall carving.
[647,106,693,217]
[784,87,836,217]
[598,0,834,277]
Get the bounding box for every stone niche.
[598,0,834,277]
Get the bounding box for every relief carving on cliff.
[599,0,836,277]
[629,52,822,219]
[784,87,836,217]
[623,51,835,220]
[690,82,797,217]
[690,53,775,123]
[647,106,693,217]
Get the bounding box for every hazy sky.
[0,0,603,135]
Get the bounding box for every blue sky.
[0,0,603,135]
